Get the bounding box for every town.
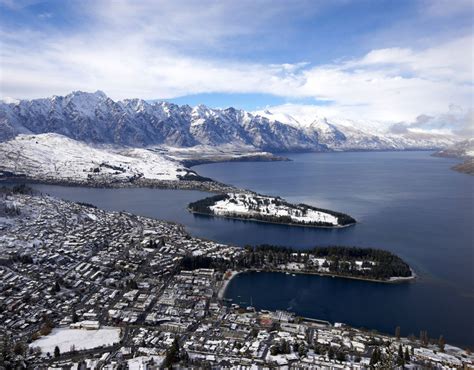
[0,186,472,369]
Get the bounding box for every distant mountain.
[256,110,455,151]
[433,138,474,175]
[0,91,456,151]
[434,138,474,159]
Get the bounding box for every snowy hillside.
[0,91,321,151]
[256,110,456,151]
[0,133,198,184]
[188,193,356,227]
[434,138,474,175]
[434,138,474,159]
[0,91,455,152]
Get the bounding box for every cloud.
[388,106,474,137]
[0,0,472,132]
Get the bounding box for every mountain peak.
[0,91,457,150]
[68,90,108,100]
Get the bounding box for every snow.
[1,90,456,151]
[127,356,164,369]
[0,133,190,182]
[30,326,121,354]
[256,110,301,127]
[255,108,456,150]
[209,193,339,225]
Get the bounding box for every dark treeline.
[188,194,228,212]
[0,184,36,195]
[75,201,97,209]
[179,245,412,281]
[187,194,356,227]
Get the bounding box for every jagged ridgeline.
[0,91,454,150]
[180,245,413,281]
[188,193,356,227]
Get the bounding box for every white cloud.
[265,35,473,126]
[0,0,472,132]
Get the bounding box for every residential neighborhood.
[0,188,472,369]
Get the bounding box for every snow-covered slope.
[0,91,455,152]
[0,133,196,183]
[433,138,474,175]
[434,138,474,159]
[0,91,322,152]
[210,193,339,226]
[257,110,456,151]
[189,193,356,227]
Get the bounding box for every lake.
[24,151,474,347]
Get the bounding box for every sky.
[0,0,473,134]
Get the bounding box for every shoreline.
[188,209,356,229]
[218,270,242,299]
[243,268,416,284]
[218,267,416,302]
[0,176,237,193]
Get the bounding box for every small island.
[180,245,414,283]
[188,192,356,228]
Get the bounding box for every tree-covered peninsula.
[180,245,413,282]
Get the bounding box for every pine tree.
[163,339,179,368]
[370,347,380,365]
[397,344,405,366]
[404,347,410,363]
[54,346,60,358]
[327,346,335,359]
[298,342,306,357]
[13,342,24,356]
[72,309,78,323]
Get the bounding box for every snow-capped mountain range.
[0,91,456,152]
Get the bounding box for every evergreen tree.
[54,346,60,358]
[336,351,346,362]
[281,340,291,354]
[298,342,307,357]
[397,344,405,366]
[13,342,24,356]
[370,347,380,365]
[404,347,410,363]
[72,309,78,323]
[327,346,335,359]
[163,339,180,368]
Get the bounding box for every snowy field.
[210,193,339,225]
[30,327,121,354]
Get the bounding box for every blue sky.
[0,0,472,133]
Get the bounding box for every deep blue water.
[23,151,474,347]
